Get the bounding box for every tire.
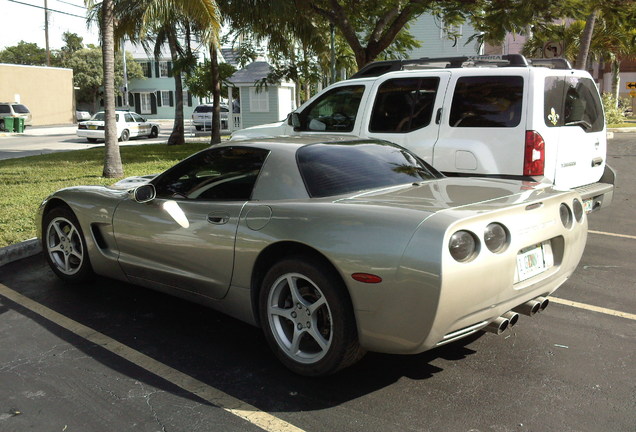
[149,126,158,138]
[259,257,364,376]
[42,206,94,283]
[119,129,130,142]
[0,120,4,131]
[87,138,98,143]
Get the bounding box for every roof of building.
[228,61,271,85]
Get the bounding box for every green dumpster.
[2,116,14,133]
[14,117,24,133]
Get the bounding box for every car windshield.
[297,141,441,198]
[11,104,30,114]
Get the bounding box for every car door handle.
[435,108,442,124]
[207,213,230,225]
[591,157,603,167]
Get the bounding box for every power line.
[6,0,87,19]
[52,0,86,10]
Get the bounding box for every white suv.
[232,55,614,213]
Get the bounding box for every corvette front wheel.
[259,257,364,376]
[43,207,93,283]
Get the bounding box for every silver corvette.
[37,136,587,376]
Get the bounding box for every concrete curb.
[0,239,42,267]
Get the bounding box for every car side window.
[153,147,270,201]
[0,105,10,114]
[449,76,523,127]
[125,113,135,123]
[132,113,144,122]
[369,77,440,133]
[544,76,603,132]
[297,85,365,132]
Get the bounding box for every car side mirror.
[133,184,156,203]
[289,112,301,130]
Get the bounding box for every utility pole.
[44,0,51,66]
[121,40,129,108]
[330,23,336,84]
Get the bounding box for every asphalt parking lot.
[0,133,634,432]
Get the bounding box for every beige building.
[0,63,74,126]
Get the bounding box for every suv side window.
[544,76,604,132]
[297,85,364,132]
[369,77,440,133]
[449,76,523,127]
[0,105,10,114]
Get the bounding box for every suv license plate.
[583,198,593,213]
[516,244,547,282]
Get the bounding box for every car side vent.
[91,224,109,249]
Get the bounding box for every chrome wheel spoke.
[306,325,329,351]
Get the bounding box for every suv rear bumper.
[574,164,616,213]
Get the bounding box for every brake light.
[524,131,545,176]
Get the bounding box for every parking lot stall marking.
[0,283,306,432]
[589,230,636,240]
[549,297,636,321]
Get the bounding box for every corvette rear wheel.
[259,257,364,376]
[43,207,93,283]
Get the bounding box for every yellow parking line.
[589,230,636,240]
[549,296,636,321]
[0,283,305,432]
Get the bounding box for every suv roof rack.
[527,58,572,70]
[350,54,570,79]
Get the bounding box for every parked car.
[0,102,32,130]
[192,103,229,130]
[77,110,160,142]
[231,54,614,215]
[37,136,587,376]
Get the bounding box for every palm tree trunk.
[210,44,221,145]
[611,58,620,107]
[576,9,598,70]
[101,0,123,178]
[167,28,185,146]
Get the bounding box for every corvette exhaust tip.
[484,316,509,335]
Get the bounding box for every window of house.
[161,91,171,107]
[139,61,152,78]
[369,78,439,133]
[159,61,170,78]
[140,93,152,114]
[249,87,269,112]
[449,76,524,128]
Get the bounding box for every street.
[0,132,634,432]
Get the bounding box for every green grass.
[0,142,209,248]
[608,122,636,128]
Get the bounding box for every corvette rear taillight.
[524,131,545,176]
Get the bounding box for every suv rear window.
[194,105,214,113]
[449,76,523,127]
[11,104,30,114]
[544,76,604,132]
[369,77,440,133]
[297,141,439,198]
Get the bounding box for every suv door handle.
[435,108,442,124]
[591,157,603,167]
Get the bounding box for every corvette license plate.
[516,243,547,282]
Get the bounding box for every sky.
[0,0,100,51]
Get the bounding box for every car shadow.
[0,254,482,414]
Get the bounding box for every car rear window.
[544,76,604,132]
[369,77,440,133]
[194,105,214,113]
[297,141,440,198]
[449,76,523,127]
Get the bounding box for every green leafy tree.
[64,46,143,113]
[185,59,236,99]
[0,41,49,66]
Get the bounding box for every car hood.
[337,177,559,214]
[108,174,158,190]
[230,121,289,140]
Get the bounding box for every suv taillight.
[524,131,545,176]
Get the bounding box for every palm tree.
[112,0,220,145]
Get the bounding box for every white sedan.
[77,111,160,143]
